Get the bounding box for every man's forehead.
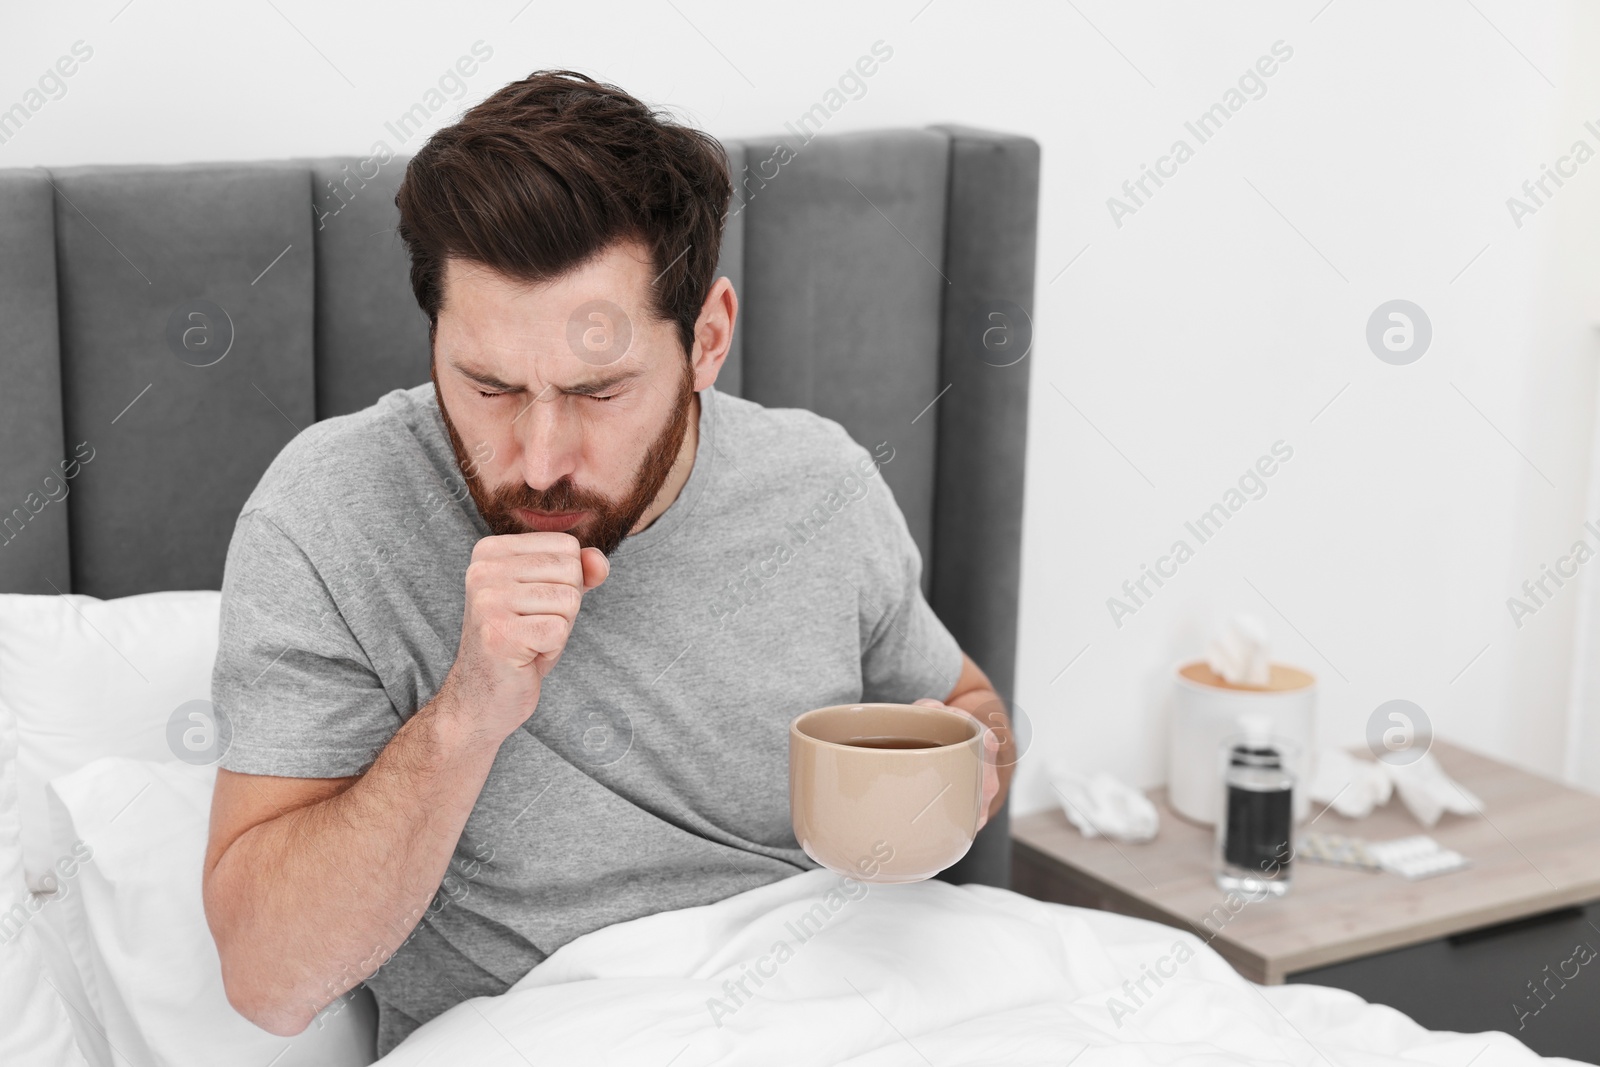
[437,248,660,372]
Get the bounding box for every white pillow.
[0,692,91,1067]
[46,756,378,1067]
[0,590,221,891]
[32,894,109,1067]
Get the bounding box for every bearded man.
[201,69,1012,1058]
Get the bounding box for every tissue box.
[1168,660,1316,826]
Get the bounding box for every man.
[202,70,1015,1057]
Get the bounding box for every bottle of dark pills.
[1214,722,1294,898]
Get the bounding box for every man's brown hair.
[395,70,731,355]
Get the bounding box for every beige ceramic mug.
[789,702,984,884]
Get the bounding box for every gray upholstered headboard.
[0,124,1038,887]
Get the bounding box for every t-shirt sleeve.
[212,509,402,778]
[854,461,965,705]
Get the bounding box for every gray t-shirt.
[212,382,964,1055]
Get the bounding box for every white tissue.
[1308,747,1392,818]
[1051,772,1159,843]
[1205,615,1271,686]
[1308,747,1482,828]
[1387,752,1484,828]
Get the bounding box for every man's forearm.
[205,688,500,1035]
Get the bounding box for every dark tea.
[845,736,942,749]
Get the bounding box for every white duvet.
[375,868,1569,1066]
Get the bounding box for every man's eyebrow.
[448,358,644,395]
[450,360,524,392]
[562,367,645,396]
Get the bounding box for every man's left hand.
[913,697,1001,831]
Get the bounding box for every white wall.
[6,1,1598,816]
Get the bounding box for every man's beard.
[432,359,695,556]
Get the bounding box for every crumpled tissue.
[1051,771,1159,843]
[1387,752,1484,827]
[1308,747,1483,827]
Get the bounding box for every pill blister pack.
[1365,835,1471,880]
[1297,833,1470,879]
[1296,832,1382,871]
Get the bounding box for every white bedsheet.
[375,868,1572,1066]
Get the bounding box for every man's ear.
[689,276,738,391]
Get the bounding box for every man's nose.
[516,390,580,491]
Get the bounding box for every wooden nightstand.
[1011,741,1600,1062]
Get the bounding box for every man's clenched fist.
[439,532,608,744]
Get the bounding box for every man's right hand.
[207,537,607,1037]
[441,532,609,744]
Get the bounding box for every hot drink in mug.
[789,702,985,883]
